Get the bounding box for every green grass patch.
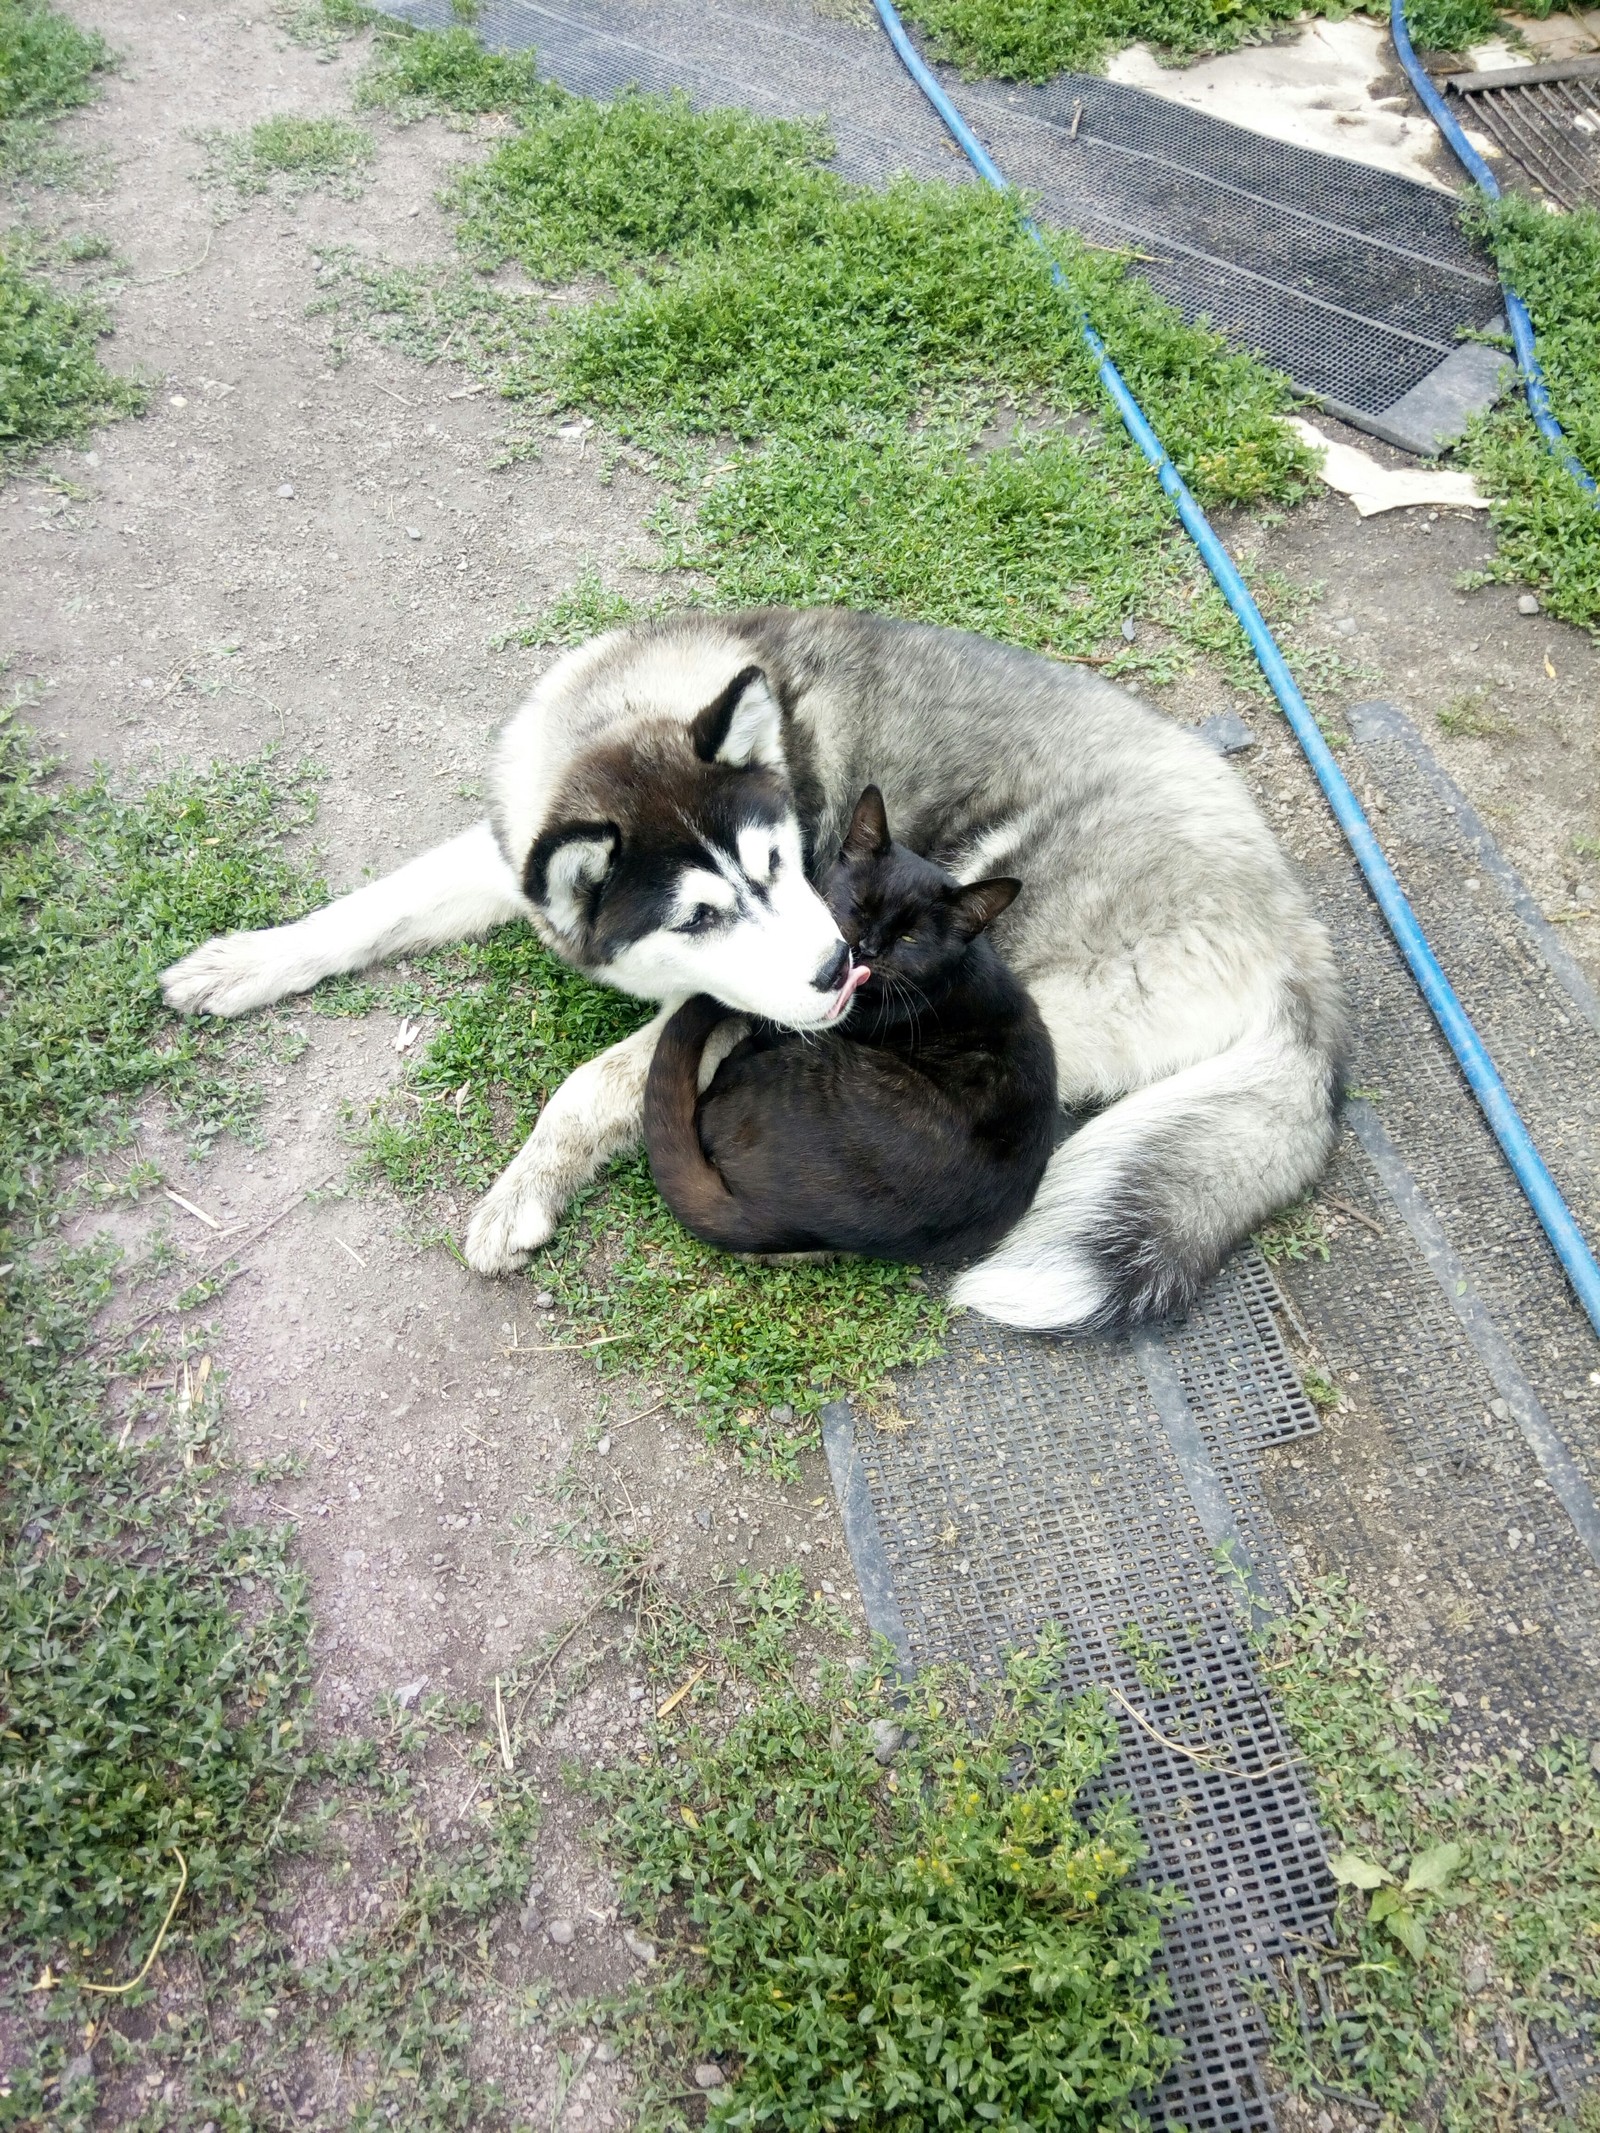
[893,0,1562,83]
[362,927,945,1461]
[588,1634,1179,2126]
[0,711,321,1206]
[1463,193,1600,635]
[0,721,326,1955]
[357,19,554,122]
[498,562,663,649]
[0,0,114,184]
[206,112,374,200]
[277,0,376,51]
[0,0,110,127]
[0,717,546,2125]
[1264,1584,1600,2122]
[0,245,144,457]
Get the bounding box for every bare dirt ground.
[4,1,1599,2122]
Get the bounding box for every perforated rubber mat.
[381,0,1508,451]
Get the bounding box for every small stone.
[694,1507,712,1530]
[596,1434,611,1456]
[547,1917,575,1946]
[622,1929,656,1964]
[520,1897,543,1939]
[534,1290,556,1310]
[870,1718,903,1765]
[1463,1954,1491,1992]
[394,1676,428,1709]
[1333,614,1358,636]
[1314,2114,1333,2133]
[406,525,422,540]
[277,482,295,498]
[1516,592,1540,615]
[1120,616,1136,641]
[168,394,187,409]
[1590,1740,1600,1775]
[769,1402,794,1426]
[693,2064,725,2090]
[61,2054,94,2093]
[1197,710,1256,757]
[595,2039,618,2065]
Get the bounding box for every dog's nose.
[813,942,851,994]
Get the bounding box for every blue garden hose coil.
[1388,0,1598,501]
[869,0,1600,1342]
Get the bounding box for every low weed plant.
[0,717,542,2124]
[357,19,552,121]
[207,113,374,201]
[1265,1584,1600,2121]
[588,1635,1179,2128]
[895,0,1561,82]
[0,245,144,456]
[1465,192,1600,634]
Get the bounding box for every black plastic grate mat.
[381,0,1507,450]
[824,1256,1331,2133]
[1446,57,1600,211]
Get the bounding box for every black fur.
[643,787,1058,1262]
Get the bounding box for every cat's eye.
[899,930,917,943]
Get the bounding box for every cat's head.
[821,785,1019,1022]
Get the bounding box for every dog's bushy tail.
[643,994,761,1253]
[950,1017,1340,1331]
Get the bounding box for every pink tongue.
[828,960,871,1020]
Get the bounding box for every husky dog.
[163,608,1343,1329]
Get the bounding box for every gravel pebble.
[547,1918,575,1947]
[870,1718,903,1765]
[1517,592,1540,615]
[693,2064,725,2090]
[622,1929,656,1964]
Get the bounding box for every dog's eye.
[676,903,720,936]
[768,846,780,878]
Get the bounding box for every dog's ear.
[527,819,619,937]
[690,665,784,770]
[949,877,1020,939]
[841,784,891,861]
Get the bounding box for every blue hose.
[869,0,1600,1342]
[1389,0,1598,501]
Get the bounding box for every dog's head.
[524,664,851,1026]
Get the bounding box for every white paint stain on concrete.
[1107,16,1452,189]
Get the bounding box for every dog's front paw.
[463,1176,560,1276]
[162,931,297,1018]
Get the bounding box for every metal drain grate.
[1445,57,1600,210]
[381,0,1509,450]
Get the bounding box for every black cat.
[643,785,1059,1263]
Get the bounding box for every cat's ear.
[690,665,784,769]
[842,784,891,861]
[949,877,1020,939]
